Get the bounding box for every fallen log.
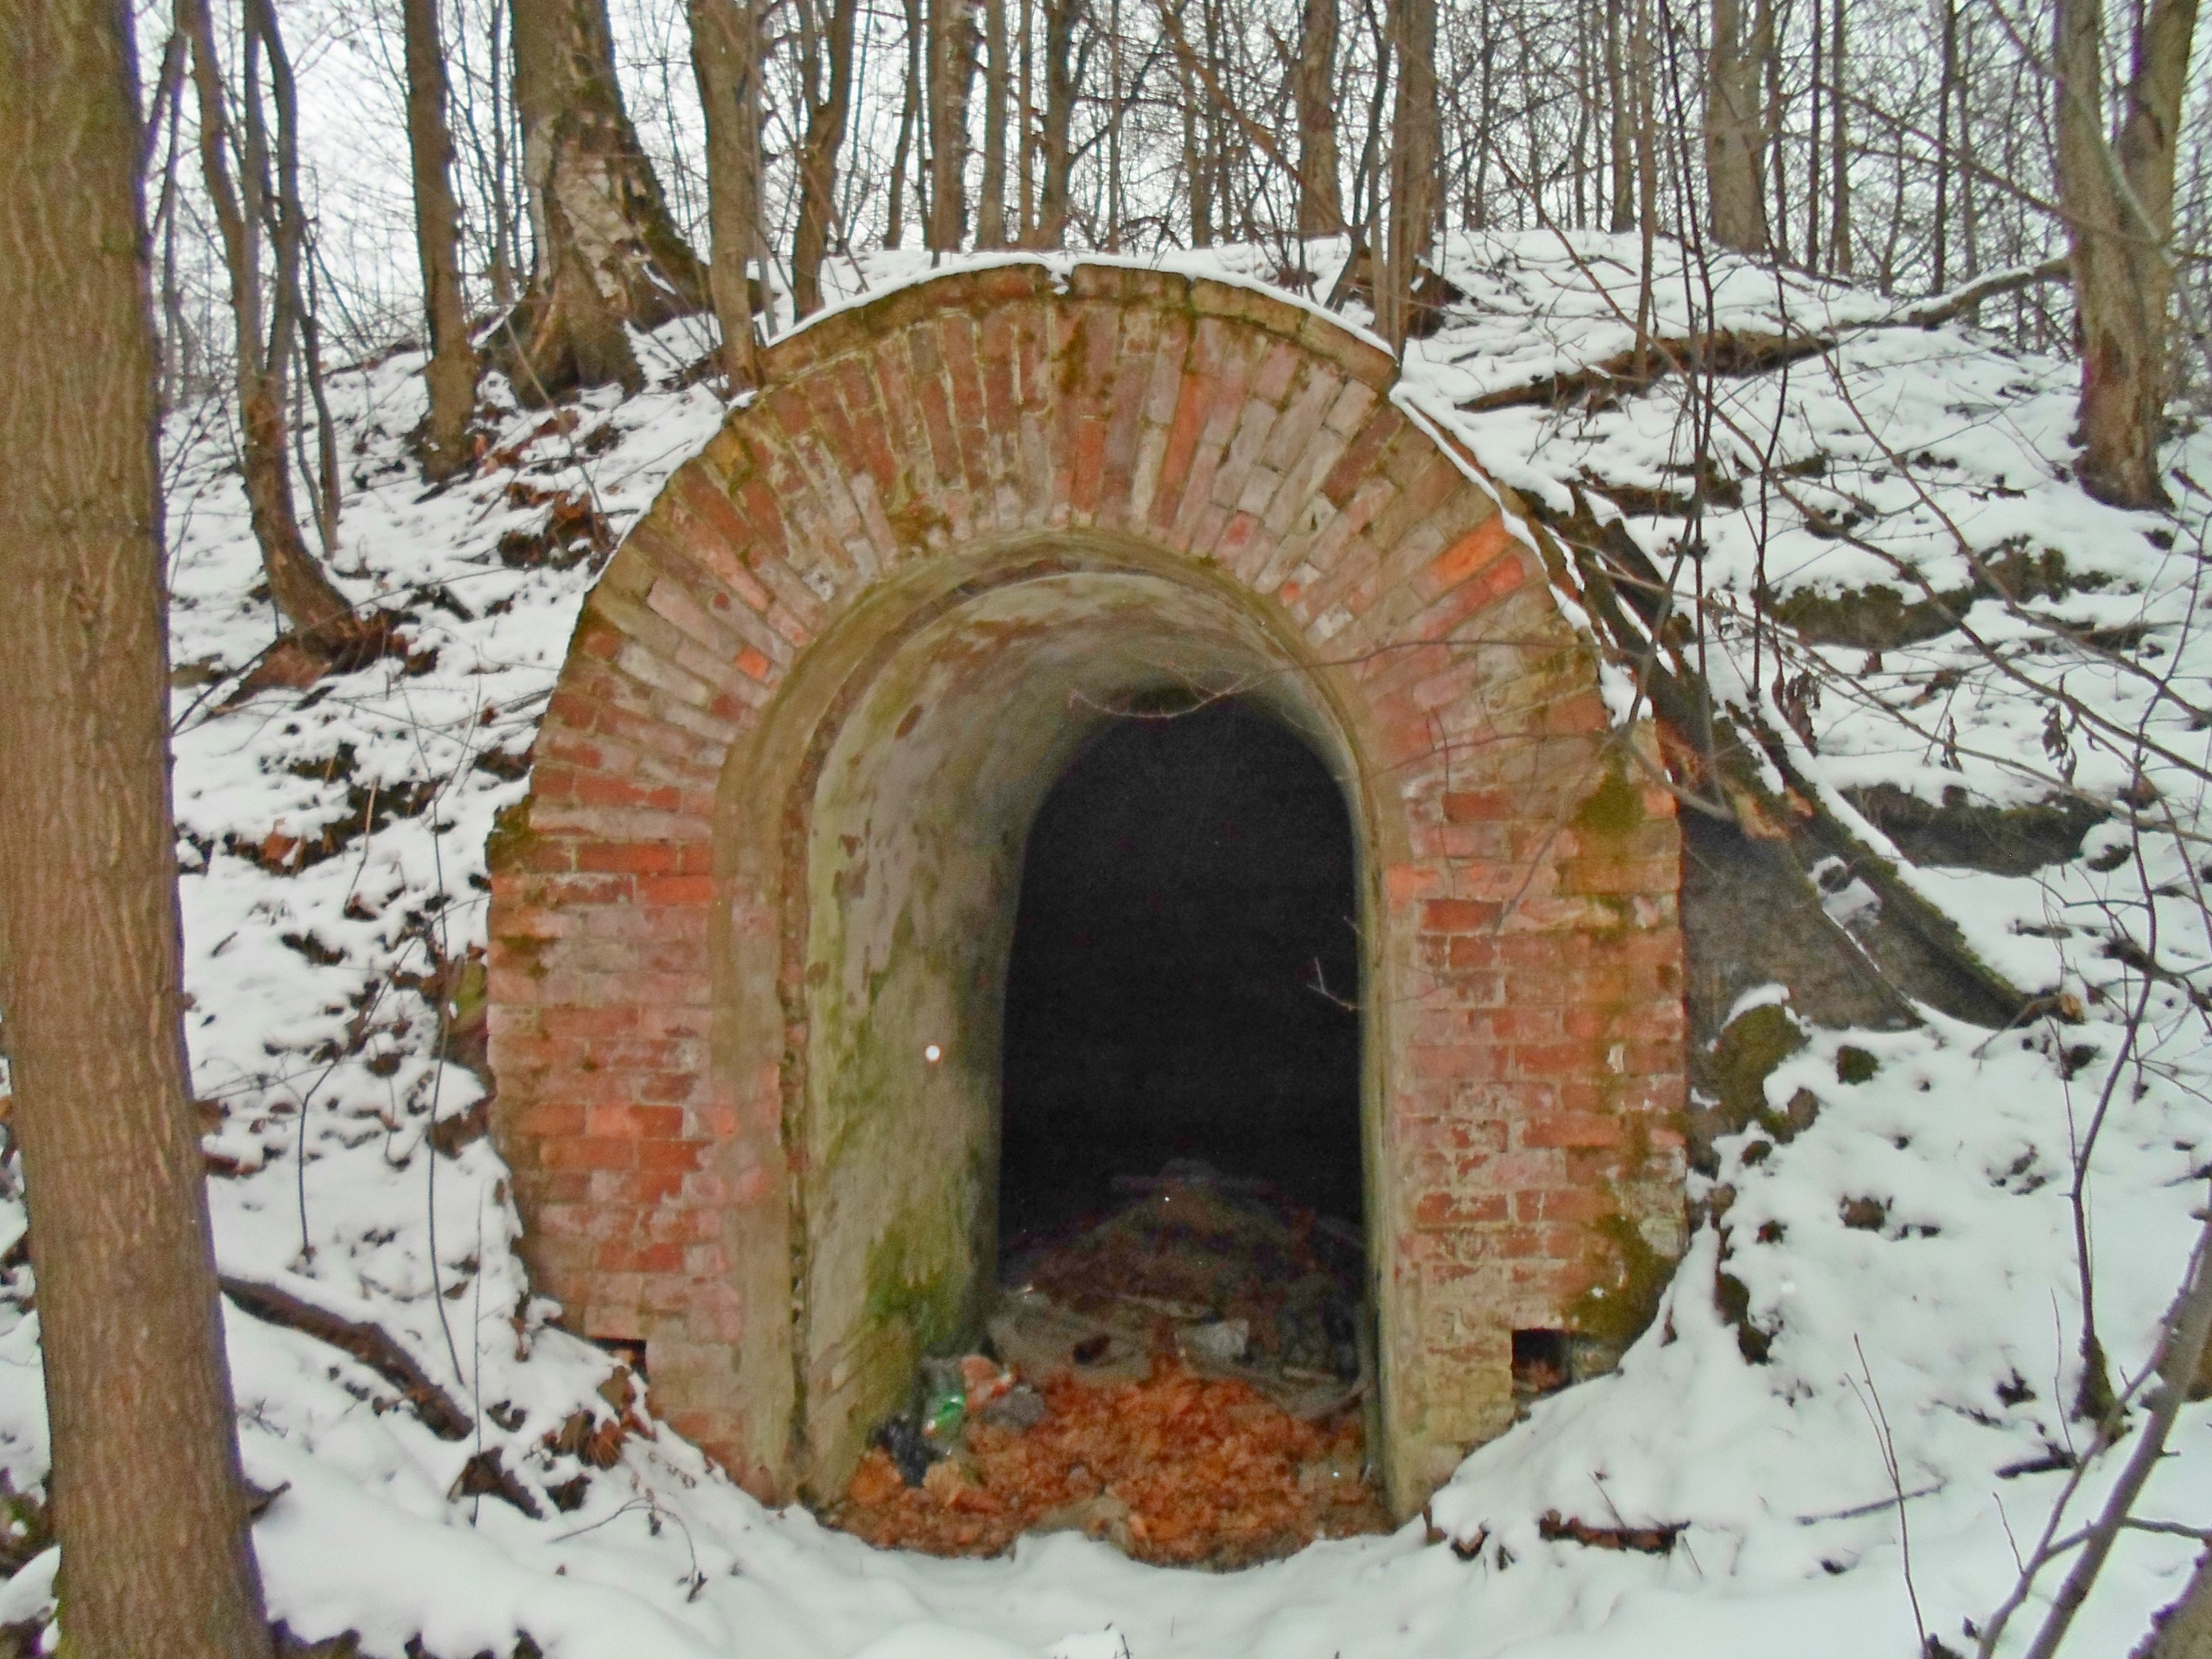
[219,1275,472,1441]
[1461,329,1835,413]
[1459,259,2070,414]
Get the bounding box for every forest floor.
[0,231,2208,1658]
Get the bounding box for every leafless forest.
[6,0,2210,1652]
[145,0,2210,424]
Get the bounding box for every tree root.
[219,1276,471,1441]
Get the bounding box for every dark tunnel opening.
[997,696,1364,1250]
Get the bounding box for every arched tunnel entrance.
[486,263,1690,1522]
[999,696,1363,1246]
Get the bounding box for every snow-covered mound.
[0,234,2206,1658]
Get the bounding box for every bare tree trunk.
[180,0,362,654]
[1762,9,1785,262]
[498,0,710,403]
[1017,0,1035,238]
[1806,0,1822,270]
[143,30,189,405]
[1934,0,1957,289]
[1831,0,1849,273]
[1104,0,1125,245]
[157,114,192,405]
[1467,12,1489,227]
[1605,0,1634,232]
[256,0,339,566]
[487,0,521,307]
[1573,1,1594,227]
[1377,0,1436,352]
[978,0,1009,242]
[1827,0,1849,274]
[1035,0,1076,246]
[2052,0,2199,507]
[0,4,274,1654]
[1635,0,1658,362]
[690,0,766,383]
[2011,1205,2212,1659]
[405,0,482,475]
[2139,1552,2212,1658]
[1175,0,1209,244]
[791,0,860,315]
[1704,0,1773,252]
[1296,0,1345,236]
[297,258,342,555]
[926,0,978,249]
[1347,0,1389,233]
[1204,0,1229,242]
[1877,134,1904,292]
[887,0,921,246]
[1958,11,1980,287]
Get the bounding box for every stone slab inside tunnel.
[483,260,1690,1520]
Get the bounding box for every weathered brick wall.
[486,261,1685,1511]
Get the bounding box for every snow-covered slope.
[0,236,2206,1658]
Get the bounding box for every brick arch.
[486,262,1687,1514]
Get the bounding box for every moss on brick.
[1574,762,1645,841]
[861,1227,966,1359]
[484,796,534,873]
[1565,1209,1672,1351]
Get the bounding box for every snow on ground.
[0,234,2208,1657]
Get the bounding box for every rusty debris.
[831,1354,1386,1566]
[829,1165,1389,1565]
[1536,1510,1685,1554]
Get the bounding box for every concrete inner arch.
[788,557,1373,1491]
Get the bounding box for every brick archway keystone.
[486,260,1687,1515]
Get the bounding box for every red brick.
[508,1102,587,1139]
[637,1139,708,1174]
[1521,1114,1625,1150]
[1383,863,1440,907]
[539,1004,642,1040]
[1557,1076,1685,1115]
[1515,1188,1615,1224]
[1441,790,1521,822]
[1407,546,1530,642]
[1545,693,1612,736]
[1411,1043,1506,1081]
[1414,1191,1510,1229]
[1319,407,1403,506]
[938,316,993,487]
[1149,321,1226,526]
[635,874,715,907]
[515,839,579,875]
[578,840,679,875]
[1421,898,1503,933]
[597,1241,687,1274]
[601,1170,685,1204]
[542,1137,635,1172]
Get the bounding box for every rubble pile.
[829,1165,1389,1565]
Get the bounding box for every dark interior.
[997,696,1364,1246]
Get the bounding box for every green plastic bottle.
[922,1385,967,1443]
